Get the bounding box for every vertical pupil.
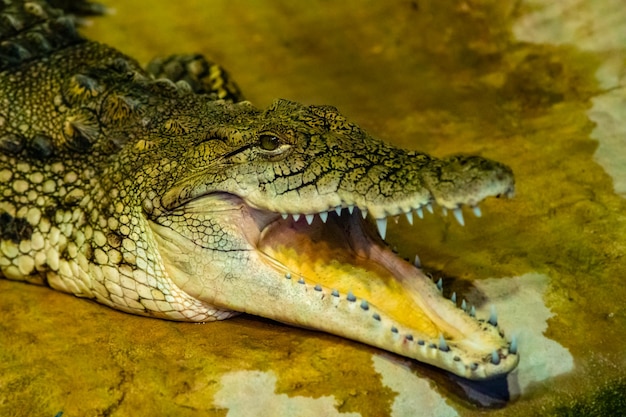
[260,135,279,150]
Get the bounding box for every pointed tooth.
[361,208,368,219]
[347,291,356,302]
[348,205,355,214]
[319,211,329,223]
[461,299,467,311]
[442,207,448,216]
[469,305,476,317]
[451,292,457,304]
[436,278,443,291]
[416,207,424,219]
[376,218,387,239]
[438,334,449,352]
[510,335,518,355]
[426,203,434,214]
[281,213,289,220]
[413,254,421,268]
[453,208,465,226]
[404,210,413,225]
[488,305,498,326]
[292,213,301,222]
[491,350,501,365]
[335,206,342,216]
[305,214,315,225]
[472,205,482,218]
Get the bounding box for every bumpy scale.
[0,0,518,379]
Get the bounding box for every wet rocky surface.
[2,1,625,416]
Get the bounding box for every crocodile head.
[112,96,518,380]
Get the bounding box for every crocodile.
[0,0,518,380]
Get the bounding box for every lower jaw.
[255,211,519,379]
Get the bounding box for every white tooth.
[472,205,482,217]
[438,334,449,351]
[376,218,387,239]
[413,254,421,268]
[335,206,342,216]
[510,335,518,355]
[453,208,465,226]
[348,205,355,214]
[281,213,288,220]
[319,211,329,223]
[416,207,424,219]
[426,203,434,214]
[305,214,315,225]
[361,208,368,219]
[442,207,448,216]
[292,213,301,222]
[404,210,413,225]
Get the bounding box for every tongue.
[257,215,440,338]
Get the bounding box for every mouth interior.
[257,209,442,338]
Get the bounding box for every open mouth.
[159,191,519,379]
[258,207,453,339]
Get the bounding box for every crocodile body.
[0,0,518,379]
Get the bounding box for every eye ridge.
[258,134,281,151]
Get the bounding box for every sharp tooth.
[416,207,424,219]
[413,254,421,268]
[335,206,342,216]
[453,208,465,226]
[305,214,315,225]
[469,305,476,317]
[451,292,457,304]
[472,205,482,217]
[438,335,449,352]
[442,207,448,216]
[491,350,501,365]
[404,210,413,225]
[292,213,301,222]
[436,278,443,291]
[361,208,368,219]
[348,205,355,214]
[376,218,387,239]
[426,203,434,214]
[461,299,467,311]
[488,305,498,326]
[319,211,329,223]
[510,335,518,355]
[281,213,288,220]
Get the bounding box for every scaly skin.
[0,0,518,379]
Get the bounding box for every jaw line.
[153,192,519,379]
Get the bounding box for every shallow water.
[2,1,625,416]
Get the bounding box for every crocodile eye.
[259,134,280,151]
